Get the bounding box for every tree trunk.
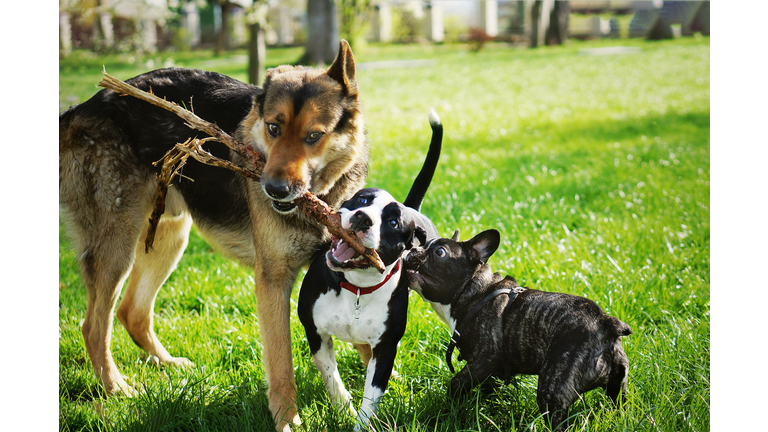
[214,3,231,57]
[545,1,569,45]
[302,0,340,65]
[248,23,266,85]
[529,0,541,48]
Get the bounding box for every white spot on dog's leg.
[312,336,353,410]
[355,358,384,430]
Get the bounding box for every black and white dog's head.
[327,188,430,279]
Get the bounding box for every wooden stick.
[99,69,266,174]
[99,70,385,272]
[144,142,191,253]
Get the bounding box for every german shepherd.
[59,41,366,431]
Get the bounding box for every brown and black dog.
[59,41,366,431]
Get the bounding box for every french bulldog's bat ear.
[451,229,460,241]
[467,229,501,263]
[413,225,428,248]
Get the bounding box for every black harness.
[445,286,525,373]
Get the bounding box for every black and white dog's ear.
[451,229,460,241]
[413,225,428,247]
[467,229,500,264]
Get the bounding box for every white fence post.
[480,1,498,37]
[372,3,392,43]
[425,1,444,42]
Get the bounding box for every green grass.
[59,37,710,431]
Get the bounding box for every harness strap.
[445,287,525,373]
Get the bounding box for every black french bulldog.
[404,229,632,431]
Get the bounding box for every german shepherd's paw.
[277,413,302,432]
[105,375,139,398]
[142,354,194,369]
[162,356,194,368]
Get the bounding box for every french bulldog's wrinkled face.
[405,229,501,304]
[327,188,419,273]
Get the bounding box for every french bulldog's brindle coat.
[405,229,632,431]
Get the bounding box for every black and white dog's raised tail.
[298,111,441,430]
[404,109,442,212]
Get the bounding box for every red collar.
[340,260,401,295]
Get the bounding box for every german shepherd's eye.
[435,247,447,258]
[306,131,324,144]
[267,123,280,137]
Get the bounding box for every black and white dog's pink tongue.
[333,240,359,262]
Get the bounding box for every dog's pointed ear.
[467,229,500,264]
[404,220,417,249]
[451,229,460,241]
[326,40,358,98]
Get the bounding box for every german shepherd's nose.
[264,180,291,200]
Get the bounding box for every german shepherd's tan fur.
[59,41,367,431]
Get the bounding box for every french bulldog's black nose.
[351,211,373,232]
[264,180,291,200]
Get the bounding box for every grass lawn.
[59,37,710,431]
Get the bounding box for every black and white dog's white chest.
[310,268,404,346]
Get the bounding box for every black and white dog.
[298,111,441,429]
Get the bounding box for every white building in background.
[369,1,501,43]
[60,0,168,53]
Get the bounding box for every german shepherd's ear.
[327,39,358,98]
[466,229,500,264]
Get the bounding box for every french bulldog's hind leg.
[604,340,630,405]
[536,368,579,432]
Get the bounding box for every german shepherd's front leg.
[253,258,302,431]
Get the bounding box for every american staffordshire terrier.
[298,111,441,430]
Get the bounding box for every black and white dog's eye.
[389,219,399,228]
[267,123,280,137]
[435,247,447,258]
[359,196,368,204]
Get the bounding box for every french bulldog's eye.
[435,247,447,258]
[267,123,280,137]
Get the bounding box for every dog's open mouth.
[404,257,433,290]
[327,235,370,270]
[271,200,296,213]
[406,268,426,288]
